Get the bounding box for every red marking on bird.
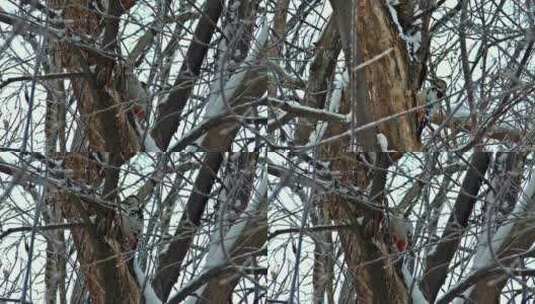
[394,237,407,252]
[133,107,145,120]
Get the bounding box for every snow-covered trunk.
[152,152,224,301]
[150,0,224,150]
[293,16,341,145]
[181,153,261,304]
[458,153,533,303]
[168,168,267,304]
[422,152,491,302]
[193,13,268,151]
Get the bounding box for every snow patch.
[50,9,63,16]
[386,1,422,61]
[142,134,161,152]
[202,17,270,119]
[134,119,162,152]
[134,258,163,304]
[308,71,348,144]
[401,264,428,304]
[182,171,267,302]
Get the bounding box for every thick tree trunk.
[45,0,144,300]
[49,153,140,304]
[354,0,421,151]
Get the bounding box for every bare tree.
[1,0,534,303]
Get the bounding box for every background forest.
[0,0,534,303]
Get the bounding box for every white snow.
[181,170,267,303]
[50,9,63,16]
[51,159,64,167]
[142,134,161,152]
[452,165,535,301]
[190,18,270,147]
[471,166,535,270]
[271,98,347,123]
[402,264,428,304]
[134,119,162,152]
[386,1,422,61]
[133,257,163,304]
[158,243,169,255]
[202,17,270,119]
[308,71,348,144]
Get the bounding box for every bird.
[119,195,144,253]
[416,78,447,137]
[388,215,413,252]
[125,77,150,122]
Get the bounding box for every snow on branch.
[191,17,271,146]
[470,166,535,270]
[169,170,267,304]
[386,1,421,61]
[376,133,389,151]
[200,17,270,120]
[134,258,163,304]
[308,71,349,144]
[402,264,428,304]
[135,120,162,152]
[447,166,535,301]
[268,97,349,124]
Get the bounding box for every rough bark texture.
[306,0,439,301]
[44,0,144,301]
[49,153,140,304]
[313,82,407,303]
[355,0,421,151]
[319,152,408,304]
